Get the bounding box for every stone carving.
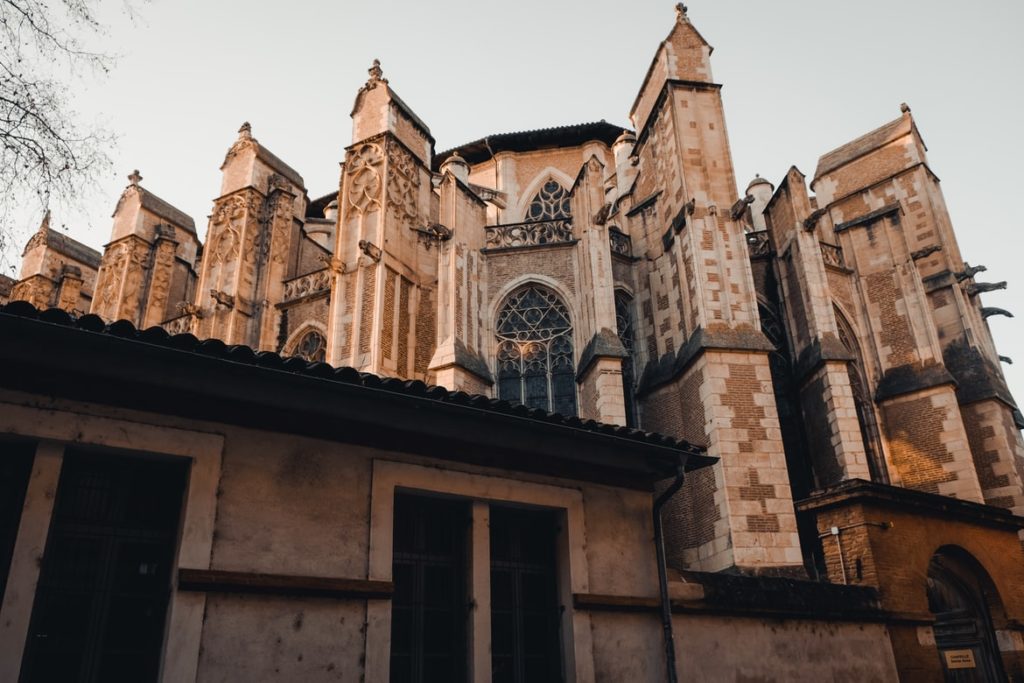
[981,307,1013,319]
[209,194,253,265]
[221,122,259,169]
[745,230,772,259]
[954,263,987,282]
[96,241,130,309]
[965,282,1007,296]
[146,240,176,322]
[730,195,754,221]
[283,269,331,301]
[346,143,384,215]
[387,140,421,225]
[484,219,574,250]
[210,289,235,309]
[911,245,943,261]
[176,301,203,318]
[609,227,633,257]
[163,313,194,335]
[411,223,452,249]
[803,208,827,231]
[820,242,846,268]
[1000,356,1013,365]
[358,239,382,262]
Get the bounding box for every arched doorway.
[927,548,1006,682]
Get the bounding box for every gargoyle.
[803,208,827,231]
[981,307,1013,319]
[954,262,987,282]
[911,245,942,261]
[999,356,1013,365]
[358,240,382,262]
[965,282,1007,296]
[210,289,235,310]
[730,195,754,221]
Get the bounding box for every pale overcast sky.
[17,0,1024,400]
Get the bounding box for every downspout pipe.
[654,456,686,683]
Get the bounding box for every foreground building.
[2,5,1023,681]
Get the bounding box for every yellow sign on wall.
[944,649,977,670]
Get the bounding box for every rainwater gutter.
[653,456,685,683]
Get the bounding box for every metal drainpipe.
[653,456,686,683]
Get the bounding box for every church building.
[2,5,1023,681]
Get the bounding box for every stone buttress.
[625,5,801,572]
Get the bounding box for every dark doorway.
[927,551,1006,682]
[490,505,562,683]
[1,441,35,600]
[390,493,470,683]
[19,450,187,683]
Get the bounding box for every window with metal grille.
[490,505,562,683]
[0,441,34,601]
[524,180,572,222]
[496,285,577,416]
[20,450,187,683]
[390,494,469,683]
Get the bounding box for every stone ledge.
[874,362,956,402]
[637,325,775,397]
[795,478,1024,532]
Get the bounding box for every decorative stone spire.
[128,169,142,186]
[39,208,51,232]
[900,102,912,114]
[675,2,689,22]
[367,59,387,85]
[238,121,253,139]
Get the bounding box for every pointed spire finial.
[128,169,142,186]
[238,121,252,139]
[39,209,51,232]
[900,102,911,114]
[675,3,689,22]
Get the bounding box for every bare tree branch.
[0,0,142,273]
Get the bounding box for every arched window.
[614,291,638,427]
[834,307,888,484]
[496,284,576,416]
[525,180,572,222]
[291,329,327,363]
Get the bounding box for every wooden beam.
[178,569,393,600]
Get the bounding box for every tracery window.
[496,285,576,416]
[524,180,572,222]
[292,329,327,363]
[835,308,888,484]
[614,291,638,427]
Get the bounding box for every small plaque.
[944,649,976,670]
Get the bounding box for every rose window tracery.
[525,180,572,222]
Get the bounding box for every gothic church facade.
[6,5,1024,680]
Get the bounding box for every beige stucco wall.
[0,388,901,682]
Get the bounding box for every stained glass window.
[496,285,576,416]
[614,291,638,427]
[524,181,571,222]
[292,329,327,363]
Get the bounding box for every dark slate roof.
[306,192,337,220]
[37,228,102,269]
[434,121,629,169]
[0,301,713,481]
